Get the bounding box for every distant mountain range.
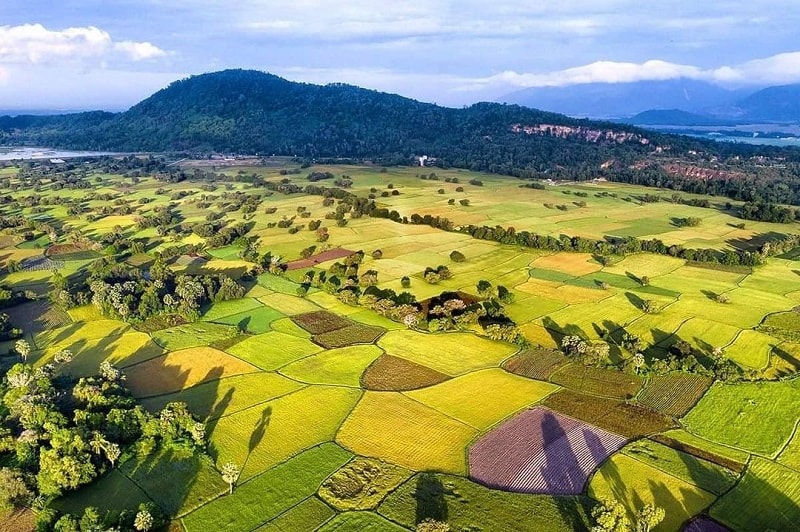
[500,80,800,124]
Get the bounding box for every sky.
[1,1,799,110]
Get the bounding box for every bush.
[459,199,470,206]
[449,250,465,263]
[401,276,411,288]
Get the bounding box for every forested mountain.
[627,109,732,126]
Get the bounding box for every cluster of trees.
[422,265,452,284]
[0,358,205,530]
[53,257,245,322]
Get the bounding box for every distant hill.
[728,84,800,122]
[626,109,732,126]
[0,69,793,176]
[499,79,747,119]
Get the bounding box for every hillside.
[0,70,745,168]
[627,109,732,126]
[730,84,800,122]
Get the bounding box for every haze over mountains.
[501,80,800,124]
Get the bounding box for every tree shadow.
[700,290,719,301]
[542,316,589,346]
[625,271,642,285]
[413,472,449,524]
[624,291,645,311]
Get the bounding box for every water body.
[685,134,800,147]
[0,146,120,161]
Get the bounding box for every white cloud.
[458,52,800,91]
[0,24,168,64]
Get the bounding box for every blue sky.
[1,1,799,109]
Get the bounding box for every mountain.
[499,79,747,119]
[0,69,793,177]
[728,84,800,122]
[626,109,733,126]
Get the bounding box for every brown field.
[291,310,354,335]
[531,253,602,276]
[501,348,569,381]
[361,354,450,391]
[637,373,713,417]
[285,247,355,270]
[550,364,644,400]
[124,347,259,397]
[313,324,385,349]
[542,389,676,438]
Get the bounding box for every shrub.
[459,199,470,206]
[401,276,411,288]
[449,250,466,263]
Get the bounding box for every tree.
[401,276,411,288]
[0,468,32,509]
[221,462,240,494]
[476,280,493,299]
[14,339,31,362]
[449,250,465,262]
[591,499,631,532]
[105,442,121,468]
[715,293,731,304]
[639,276,650,287]
[134,509,153,532]
[635,504,665,532]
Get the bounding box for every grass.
[710,458,800,531]
[200,297,264,321]
[377,330,517,376]
[256,497,335,531]
[682,379,800,456]
[318,457,412,511]
[182,443,352,531]
[622,440,739,496]
[778,429,800,471]
[280,345,383,387]
[405,368,558,430]
[313,324,385,349]
[550,364,644,400]
[55,469,154,517]
[656,429,750,467]
[336,391,477,474]
[760,310,800,342]
[209,306,286,334]
[361,354,450,391]
[269,317,313,338]
[501,348,569,380]
[123,347,259,397]
[318,512,409,531]
[210,386,361,480]
[256,273,304,295]
[120,449,227,517]
[257,292,322,315]
[542,390,676,438]
[723,329,777,369]
[588,453,716,532]
[34,318,130,347]
[151,322,240,351]
[225,331,323,370]
[379,473,592,532]
[141,372,305,420]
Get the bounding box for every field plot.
[777,429,800,471]
[670,318,740,354]
[55,469,153,517]
[589,453,716,532]
[34,319,130,348]
[141,372,304,420]
[406,369,557,430]
[543,390,675,438]
[317,511,409,531]
[379,473,592,532]
[378,330,517,375]
[550,364,644,400]
[502,348,569,381]
[313,323,385,349]
[361,354,450,391]
[318,458,410,514]
[682,379,800,456]
[280,345,383,387]
[656,429,750,468]
[637,373,712,417]
[516,279,608,304]
[151,322,239,350]
[37,332,164,377]
[531,252,601,276]
[683,517,729,532]
[209,305,285,334]
[336,392,477,474]
[622,440,739,495]
[542,294,645,341]
[292,310,354,334]
[211,386,361,480]
[3,300,71,334]
[225,331,323,370]
[257,292,322,315]
[201,297,264,321]
[710,458,800,531]
[469,407,626,494]
[182,443,352,531]
[120,449,227,516]
[256,497,335,532]
[723,329,777,369]
[124,347,258,397]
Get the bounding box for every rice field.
[360,354,450,391]
[280,345,384,387]
[224,331,323,370]
[637,373,713,417]
[336,392,477,474]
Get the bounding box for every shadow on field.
[413,472,449,524]
[542,316,588,345]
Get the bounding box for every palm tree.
[89,432,109,456]
[134,509,153,532]
[105,443,121,468]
